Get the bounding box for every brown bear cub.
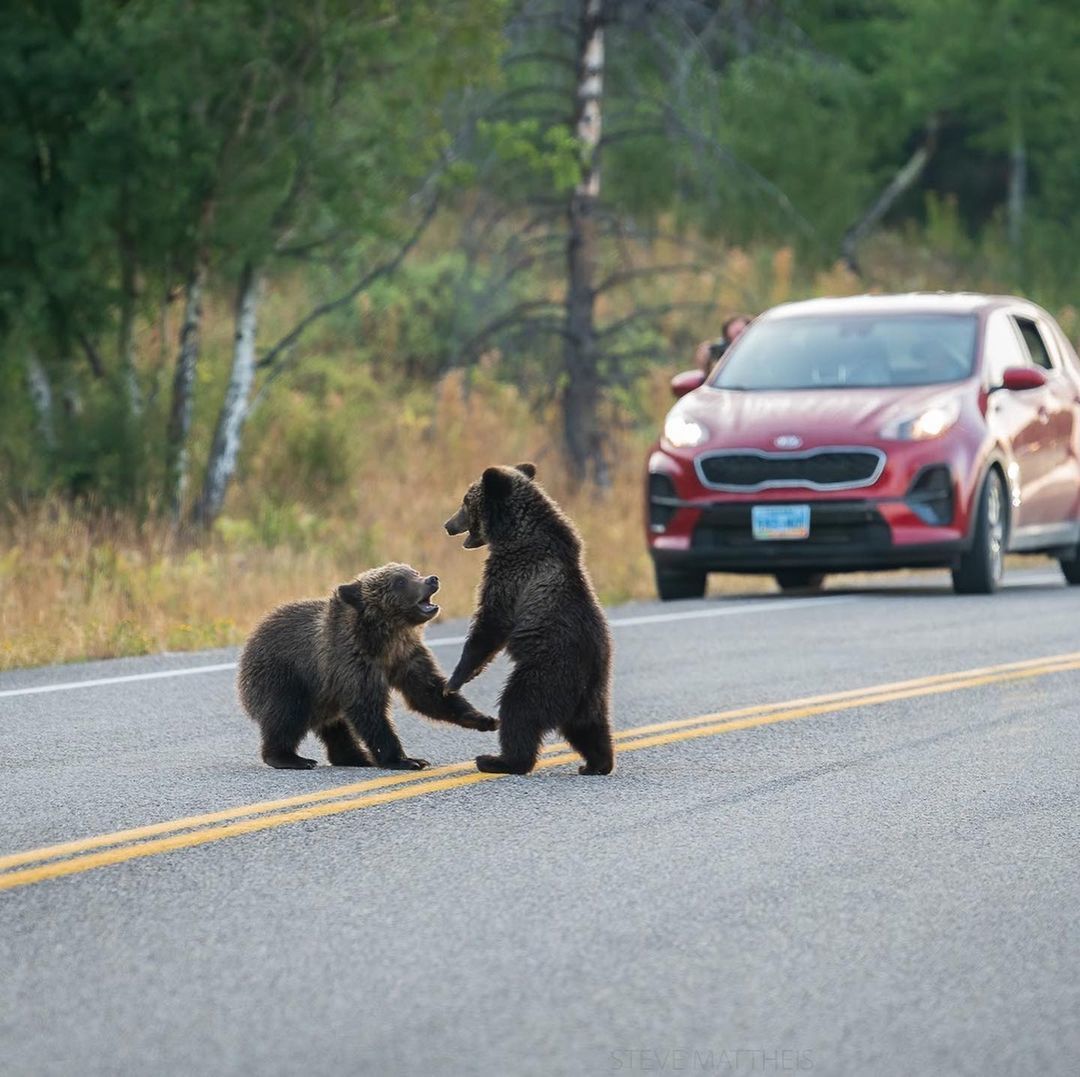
[444,463,614,776]
[238,563,496,769]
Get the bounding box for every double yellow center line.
[3,650,1079,893]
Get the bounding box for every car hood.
[674,384,967,449]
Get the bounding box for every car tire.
[654,564,707,601]
[951,470,1006,595]
[1060,549,1080,585]
[774,570,825,593]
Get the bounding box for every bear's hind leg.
[476,666,550,775]
[475,744,540,774]
[317,719,374,767]
[256,676,318,770]
[561,696,614,776]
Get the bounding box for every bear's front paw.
[263,751,318,770]
[461,712,498,732]
[445,674,464,695]
[384,756,430,771]
[578,762,615,776]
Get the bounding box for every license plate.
[752,504,811,541]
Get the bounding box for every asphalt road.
[2,566,1079,1077]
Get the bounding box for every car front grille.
[692,502,891,551]
[695,448,885,491]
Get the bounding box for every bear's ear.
[336,581,365,611]
[482,466,515,500]
[514,462,537,480]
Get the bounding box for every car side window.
[983,311,1030,385]
[1011,316,1056,371]
[1047,320,1080,377]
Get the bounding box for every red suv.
[647,294,1080,599]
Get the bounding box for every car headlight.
[882,398,960,441]
[664,411,709,448]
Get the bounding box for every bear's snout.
[425,575,439,594]
[445,506,470,536]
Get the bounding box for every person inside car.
[694,313,753,374]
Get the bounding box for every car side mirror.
[995,366,1048,393]
[671,370,706,399]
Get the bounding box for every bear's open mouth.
[417,577,439,618]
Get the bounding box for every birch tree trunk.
[25,351,57,452]
[165,260,206,522]
[561,0,608,487]
[193,262,261,528]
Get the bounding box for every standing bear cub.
[444,463,615,775]
[239,563,496,769]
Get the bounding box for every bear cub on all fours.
[444,463,615,776]
[238,563,497,770]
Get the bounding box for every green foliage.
[0,354,42,501]
[712,49,872,248]
[50,380,148,506]
[5,0,1080,515]
[0,0,506,506]
[479,120,582,193]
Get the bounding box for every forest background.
[3,0,1078,668]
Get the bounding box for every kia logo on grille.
[774,435,803,449]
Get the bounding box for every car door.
[982,310,1052,530]
[1041,316,1080,524]
[1009,313,1079,529]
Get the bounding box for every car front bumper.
[647,442,980,575]
[649,497,970,573]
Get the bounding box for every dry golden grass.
[2,367,758,671]
[1,230,1048,671]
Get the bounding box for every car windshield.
[711,313,978,390]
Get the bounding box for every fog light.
[906,465,954,525]
[648,473,678,531]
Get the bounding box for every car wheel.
[952,470,1006,595]
[774,570,825,593]
[1060,549,1080,585]
[654,564,707,601]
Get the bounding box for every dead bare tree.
[442,0,784,486]
[841,116,940,274]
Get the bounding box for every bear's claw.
[384,756,429,770]
[578,762,614,776]
[264,752,318,770]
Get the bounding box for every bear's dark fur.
[444,463,614,775]
[238,563,496,770]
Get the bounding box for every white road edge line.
[596,594,853,628]
[0,595,855,700]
